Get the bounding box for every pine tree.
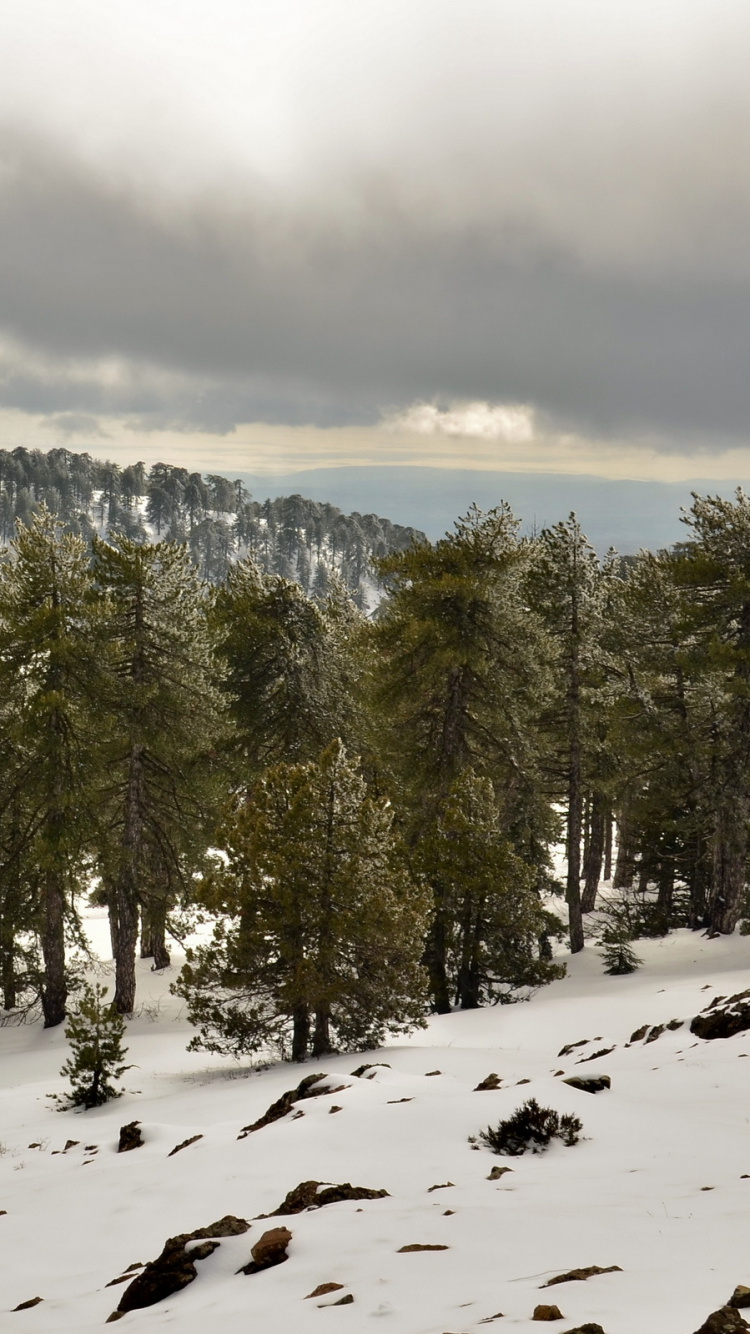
[211,560,360,783]
[93,536,224,1013]
[669,492,750,933]
[0,509,102,1025]
[55,983,131,1109]
[419,771,565,1009]
[175,740,429,1061]
[526,516,613,954]
[372,506,554,1009]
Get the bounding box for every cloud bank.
[0,0,749,471]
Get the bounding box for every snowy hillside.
[2,929,750,1332]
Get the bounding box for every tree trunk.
[425,908,452,1012]
[566,591,585,954]
[112,743,145,1014]
[141,902,170,969]
[0,906,16,1010]
[603,812,613,882]
[709,799,749,934]
[657,858,674,919]
[581,792,606,911]
[685,828,710,927]
[292,1003,310,1061]
[614,810,637,889]
[311,1007,332,1057]
[40,870,67,1027]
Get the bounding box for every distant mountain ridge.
[0,447,425,608]
[236,465,750,554]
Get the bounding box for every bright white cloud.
[384,401,535,444]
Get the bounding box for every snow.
[2,926,750,1331]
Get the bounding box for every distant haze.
[237,467,736,553]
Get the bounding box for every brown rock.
[693,1307,750,1333]
[563,1326,606,1333]
[305,1283,344,1299]
[351,1063,391,1076]
[576,1047,616,1063]
[557,1039,591,1057]
[238,1072,333,1136]
[117,1122,143,1153]
[533,1304,564,1321]
[541,1265,621,1287]
[320,1294,354,1306]
[238,1226,292,1275]
[12,1297,43,1311]
[562,1076,611,1095]
[261,1180,389,1217]
[427,1182,455,1192]
[116,1216,249,1312]
[487,1165,513,1181]
[730,1287,750,1309]
[168,1134,203,1157]
[397,1244,449,1252]
[425,1070,442,1076]
[691,990,750,1041]
[475,1073,502,1091]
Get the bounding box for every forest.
[2,446,750,1064]
[0,446,423,602]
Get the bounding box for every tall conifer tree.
[176,740,429,1060]
[93,536,223,1013]
[0,508,100,1025]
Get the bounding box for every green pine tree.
[526,515,614,953]
[211,559,361,783]
[419,771,565,1009]
[371,505,555,1009]
[93,535,224,1013]
[0,508,102,1026]
[55,982,131,1109]
[175,740,429,1061]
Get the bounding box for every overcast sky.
[2,0,750,482]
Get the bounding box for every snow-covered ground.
[2,924,750,1332]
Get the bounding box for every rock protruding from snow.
[691,990,750,1041]
[532,1302,564,1320]
[117,1122,143,1153]
[562,1076,611,1094]
[540,1264,621,1287]
[692,1306,750,1333]
[114,1216,250,1313]
[261,1180,389,1217]
[238,1227,292,1275]
[168,1134,203,1157]
[305,1282,344,1299]
[474,1073,502,1091]
[730,1287,750,1309]
[238,1072,341,1136]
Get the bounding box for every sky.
[2,1,750,500]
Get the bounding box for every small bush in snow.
[52,983,131,1110]
[478,1097,582,1155]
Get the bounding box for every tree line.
[0,446,423,599]
[2,490,750,1059]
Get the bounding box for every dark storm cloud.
[1,128,750,446]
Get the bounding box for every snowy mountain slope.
[2,928,750,1333]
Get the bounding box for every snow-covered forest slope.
[2,926,750,1333]
[0,446,424,605]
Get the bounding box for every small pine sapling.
[600,925,642,975]
[478,1097,582,1155]
[54,983,131,1110]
